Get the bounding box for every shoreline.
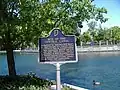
[77,45,120,53]
[0,45,120,54]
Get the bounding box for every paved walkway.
[50,83,89,90]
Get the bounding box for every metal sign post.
[38,28,78,90]
[56,63,61,90]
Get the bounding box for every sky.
[82,0,120,33]
[94,0,120,27]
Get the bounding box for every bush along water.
[0,72,53,90]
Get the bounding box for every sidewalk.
[50,83,89,90]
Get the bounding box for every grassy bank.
[0,74,72,90]
[0,74,52,90]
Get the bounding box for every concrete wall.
[77,45,120,52]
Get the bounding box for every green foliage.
[0,74,74,90]
[0,75,53,90]
[88,21,97,30]
[94,8,108,23]
[82,26,120,43]
[0,0,108,49]
[76,36,80,45]
[82,31,91,42]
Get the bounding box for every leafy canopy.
[0,0,108,49]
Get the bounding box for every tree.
[0,0,108,76]
[87,21,97,41]
[109,26,120,44]
[88,21,97,30]
[0,0,42,76]
[82,31,91,43]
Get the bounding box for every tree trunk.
[6,44,16,76]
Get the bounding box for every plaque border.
[38,28,78,64]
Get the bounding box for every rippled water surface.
[1,52,120,90]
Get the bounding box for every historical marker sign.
[39,29,78,63]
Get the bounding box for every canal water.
[0,52,120,90]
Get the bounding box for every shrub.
[0,74,53,90]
